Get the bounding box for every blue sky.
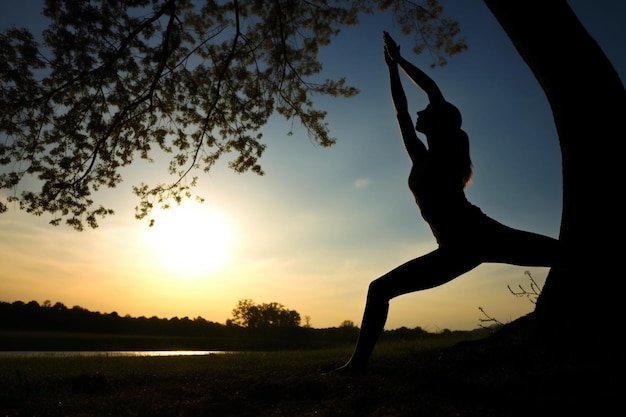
[1,1,624,330]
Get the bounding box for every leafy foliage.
[0,0,466,229]
[229,298,301,328]
[381,0,466,66]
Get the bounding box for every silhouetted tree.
[483,0,623,345]
[339,320,357,328]
[230,299,301,328]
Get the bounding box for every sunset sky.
[1,1,624,331]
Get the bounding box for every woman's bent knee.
[367,277,394,303]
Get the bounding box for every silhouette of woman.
[330,32,562,373]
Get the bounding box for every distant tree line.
[0,300,226,337]
[0,299,362,350]
[0,300,488,351]
[0,299,305,335]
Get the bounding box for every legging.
[342,216,560,370]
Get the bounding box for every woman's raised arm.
[383,31,445,104]
[384,34,426,163]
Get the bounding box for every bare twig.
[477,270,545,329]
[507,270,543,304]
[478,306,504,331]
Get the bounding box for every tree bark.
[483,0,625,337]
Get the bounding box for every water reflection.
[0,350,229,358]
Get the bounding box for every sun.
[143,202,235,278]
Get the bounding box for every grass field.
[0,331,618,417]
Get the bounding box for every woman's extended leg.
[477,219,561,267]
[332,248,480,372]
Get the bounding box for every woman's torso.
[409,151,485,246]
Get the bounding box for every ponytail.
[457,130,473,187]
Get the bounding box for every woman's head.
[415,101,462,134]
[417,102,472,187]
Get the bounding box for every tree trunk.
[483,0,624,338]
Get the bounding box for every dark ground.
[1,327,620,417]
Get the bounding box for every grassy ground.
[0,333,618,417]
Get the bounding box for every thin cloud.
[354,178,371,189]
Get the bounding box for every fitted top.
[408,149,485,246]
